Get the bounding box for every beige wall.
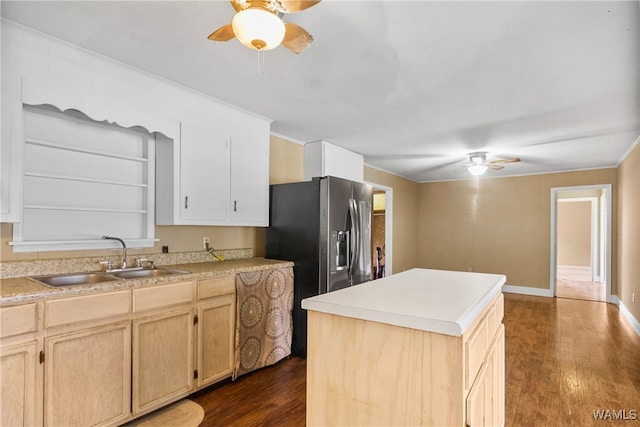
[617,143,640,321]
[364,168,419,274]
[557,201,591,267]
[417,168,618,290]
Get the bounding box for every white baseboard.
[502,285,554,297]
[611,296,640,337]
[557,265,590,272]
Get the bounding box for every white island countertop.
[301,268,506,336]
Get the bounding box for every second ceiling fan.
[467,152,520,176]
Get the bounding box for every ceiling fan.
[466,152,520,176]
[207,0,321,53]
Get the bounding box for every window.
[10,105,156,252]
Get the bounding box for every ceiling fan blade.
[208,24,235,42]
[282,22,313,54]
[277,0,321,13]
[488,164,504,170]
[490,157,520,165]
[230,0,245,13]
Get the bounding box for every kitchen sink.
[30,272,120,287]
[108,268,188,279]
[30,268,189,287]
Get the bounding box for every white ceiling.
[2,0,639,182]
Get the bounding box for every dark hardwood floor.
[191,356,306,427]
[191,294,640,426]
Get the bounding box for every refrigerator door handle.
[348,198,360,282]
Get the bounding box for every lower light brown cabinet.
[132,307,193,416]
[44,322,131,427]
[42,291,132,427]
[1,341,39,426]
[0,272,246,426]
[196,276,236,388]
[132,281,195,416]
[0,303,40,427]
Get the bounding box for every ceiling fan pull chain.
[258,50,266,74]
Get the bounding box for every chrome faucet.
[102,236,127,269]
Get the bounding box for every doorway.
[550,185,611,302]
[368,183,393,280]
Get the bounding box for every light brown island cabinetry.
[303,268,506,427]
[0,271,243,427]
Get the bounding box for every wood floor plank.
[191,294,640,426]
[504,294,640,426]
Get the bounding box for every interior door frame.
[550,184,612,302]
[557,196,600,281]
[367,182,393,277]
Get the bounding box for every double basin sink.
[30,268,189,287]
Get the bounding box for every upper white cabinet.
[1,71,25,222]
[228,114,270,225]
[156,121,231,225]
[1,23,271,229]
[304,140,364,182]
[156,99,270,226]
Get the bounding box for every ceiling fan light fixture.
[231,8,286,51]
[468,163,488,176]
[467,152,488,175]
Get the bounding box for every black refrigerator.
[265,176,373,356]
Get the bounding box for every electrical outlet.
[203,237,210,250]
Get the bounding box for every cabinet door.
[466,324,505,427]
[229,121,269,226]
[1,73,24,222]
[466,361,491,427]
[132,307,193,416]
[491,325,506,427]
[1,341,39,427]
[179,121,230,223]
[44,322,131,427]
[196,293,235,389]
[323,142,364,182]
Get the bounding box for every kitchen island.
[301,268,506,427]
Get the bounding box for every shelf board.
[24,172,148,188]
[25,138,148,163]
[24,205,147,214]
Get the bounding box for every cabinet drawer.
[197,276,235,300]
[45,291,130,328]
[465,315,489,389]
[133,281,194,313]
[1,303,37,338]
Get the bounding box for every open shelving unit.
[11,105,156,252]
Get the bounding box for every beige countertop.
[0,258,293,306]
